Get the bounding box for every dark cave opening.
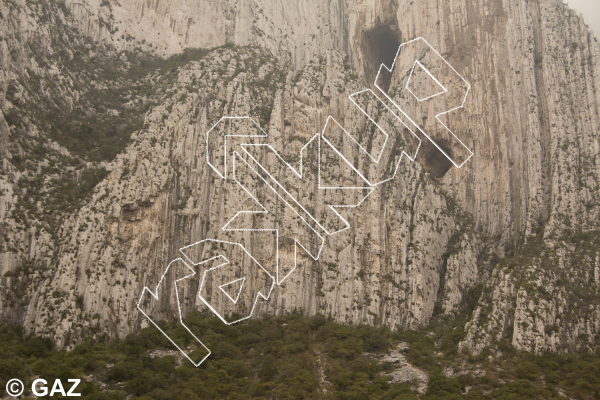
[361,24,455,180]
[417,139,454,179]
[361,24,400,89]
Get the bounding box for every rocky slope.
[1,0,599,357]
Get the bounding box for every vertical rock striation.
[0,0,599,353]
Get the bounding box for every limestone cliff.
[1,0,600,356]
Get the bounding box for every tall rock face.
[1,0,599,355]
[57,0,600,242]
[64,0,353,68]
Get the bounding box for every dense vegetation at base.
[1,312,599,399]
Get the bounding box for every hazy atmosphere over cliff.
[564,0,600,37]
[1,0,600,387]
